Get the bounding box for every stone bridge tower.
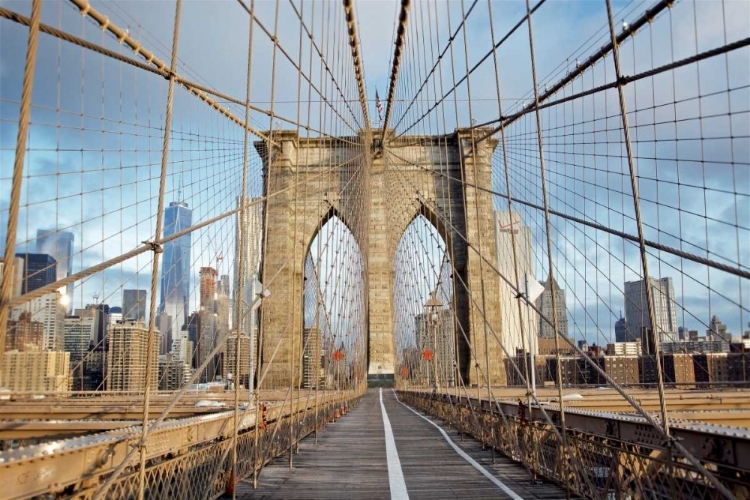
[254,129,506,388]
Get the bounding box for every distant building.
[694,353,749,386]
[536,276,568,339]
[225,334,250,388]
[546,356,587,385]
[158,354,191,390]
[607,341,641,356]
[303,327,322,389]
[707,315,731,343]
[537,336,574,356]
[624,277,678,349]
[67,323,107,393]
[494,210,538,354]
[171,329,194,367]
[185,312,201,369]
[64,315,96,362]
[5,312,44,351]
[236,197,264,279]
[200,267,218,309]
[16,253,57,294]
[414,293,456,387]
[235,198,264,353]
[107,320,158,391]
[615,313,636,342]
[216,285,232,336]
[160,201,192,341]
[109,306,123,326]
[640,354,695,387]
[36,229,74,304]
[79,347,106,391]
[74,304,109,346]
[218,274,230,298]
[2,348,70,393]
[504,354,546,387]
[123,289,148,322]
[660,339,727,354]
[678,326,688,340]
[156,312,173,356]
[10,291,65,351]
[590,355,640,385]
[198,309,220,382]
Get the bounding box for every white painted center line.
[392,390,523,500]
[380,388,410,500]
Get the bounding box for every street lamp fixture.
[425,291,442,392]
[245,274,270,400]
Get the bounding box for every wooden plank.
[240,389,569,499]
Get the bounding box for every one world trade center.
[160,200,192,343]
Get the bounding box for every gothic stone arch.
[255,129,506,388]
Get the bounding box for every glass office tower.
[160,201,192,344]
[36,229,74,310]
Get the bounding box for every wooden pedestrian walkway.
[239,389,568,499]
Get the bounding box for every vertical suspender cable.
[523,0,570,496]
[137,2,182,499]
[230,3,256,495]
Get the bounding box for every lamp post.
[425,291,442,392]
[522,273,545,398]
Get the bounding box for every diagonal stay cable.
[65,0,274,145]
[7,152,365,309]
[380,0,411,145]
[385,148,750,281]
[235,0,360,133]
[385,147,738,499]
[393,0,547,139]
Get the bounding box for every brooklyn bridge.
[0,0,749,498]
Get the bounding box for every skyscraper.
[64,314,96,362]
[615,313,635,342]
[200,267,218,309]
[624,277,678,348]
[707,315,731,343]
[123,289,148,322]
[107,320,158,391]
[536,276,569,339]
[36,229,74,309]
[73,305,108,345]
[216,275,232,334]
[235,197,264,286]
[185,312,201,368]
[109,306,123,326]
[494,211,539,354]
[156,312,173,355]
[235,198,264,343]
[10,292,65,351]
[160,201,192,338]
[16,253,57,294]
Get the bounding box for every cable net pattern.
[0,0,748,498]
